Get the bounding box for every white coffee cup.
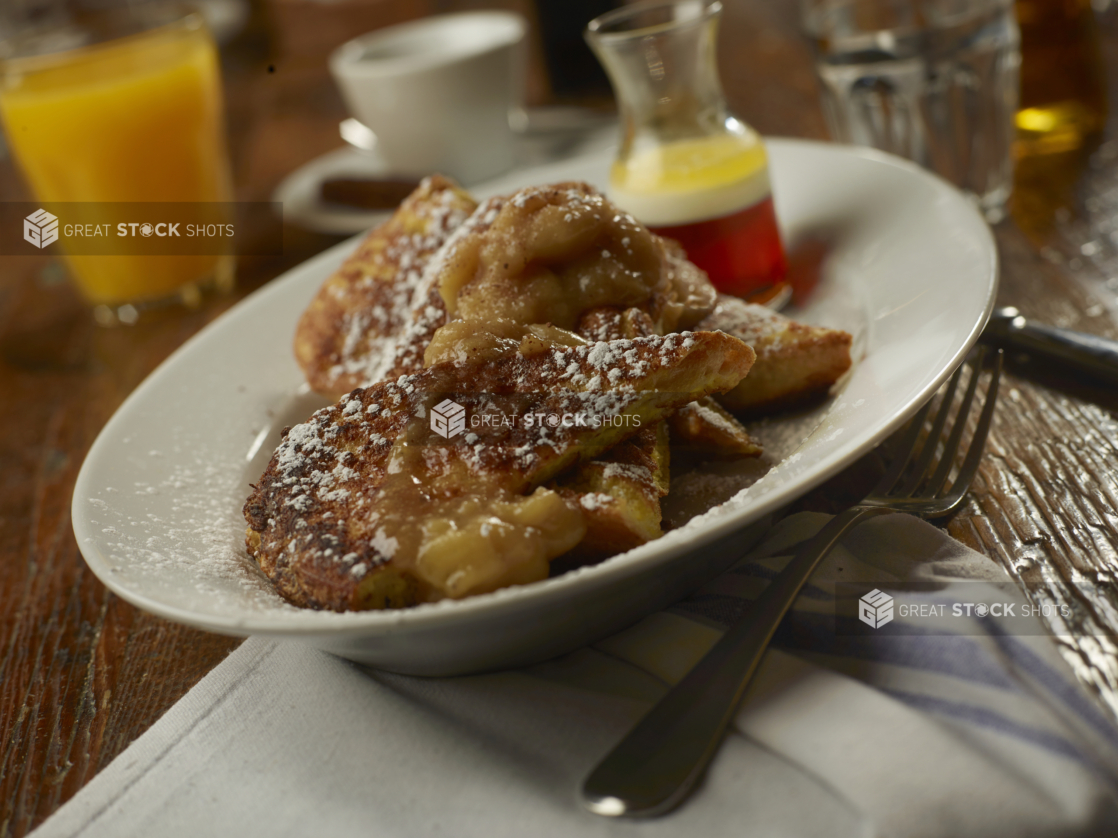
[329,11,527,185]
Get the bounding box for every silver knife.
[981,306,1118,387]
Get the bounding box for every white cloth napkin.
[32,513,1118,838]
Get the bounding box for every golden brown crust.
[556,305,668,559]
[669,397,763,457]
[245,330,754,611]
[698,294,853,414]
[555,422,670,564]
[375,193,507,380]
[576,306,760,459]
[293,175,477,399]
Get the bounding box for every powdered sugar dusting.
[82,433,298,613]
[580,493,614,511]
[314,179,474,392]
[373,194,507,382]
[697,295,789,354]
[76,164,872,635]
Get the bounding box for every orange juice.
[608,132,787,300]
[0,12,233,307]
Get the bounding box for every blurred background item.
[0,1,236,323]
[262,1,626,106]
[328,10,526,184]
[587,0,789,304]
[0,0,249,45]
[193,0,251,43]
[1014,0,1108,156]
[265,0,621,235]
[535,0,616,100]
[264,0,432,64]
[801,0,1020,223]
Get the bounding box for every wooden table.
[4,1,1118,834]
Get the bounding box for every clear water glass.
[802,0,1020,223]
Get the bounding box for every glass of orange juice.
[0,4,234,324]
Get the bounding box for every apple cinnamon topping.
[245,331,755,609]
[249,177,850,611]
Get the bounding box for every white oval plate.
[72,139,997,675]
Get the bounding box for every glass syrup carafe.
[586,0,788,304]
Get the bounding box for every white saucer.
[272,146,397,236]
[273,113,618,236]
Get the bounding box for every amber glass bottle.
[1015,0,1108,155]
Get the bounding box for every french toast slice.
[564,307,759,559]
[698,294,853,414]
[576,306,760,451]
[580,306,763,457]
[669,397,763,457]
[377,192,506,379]
[293,175,476,398]
[555,306,671,563]
[245,329,755,611]
[555,422,671,565]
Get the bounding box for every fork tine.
[925,348,1002,517]
[914,346,988,499]
[870,398,935,497]
[873,349,968,499]
[895,360,967,497]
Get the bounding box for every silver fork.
[581,347,1003,818]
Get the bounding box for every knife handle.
[984,318,1118,387]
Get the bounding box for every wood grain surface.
[4,1,1118,835]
